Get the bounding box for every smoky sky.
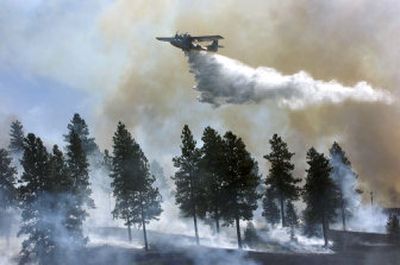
[95,0,400,206]
[2,0,400,206]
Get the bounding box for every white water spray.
[187,51,393,109]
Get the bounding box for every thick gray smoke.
[188,51,393,109]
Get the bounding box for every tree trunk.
[193,209,200,245]
[215,208,220,234]
[190,171,200,245]
[322,214,328,247]
[127,222,132,242]
[141,206,149,251]
[235,214,242,249]
[280,195,285,227]
[340,194,346,231]
[290,225,295,241]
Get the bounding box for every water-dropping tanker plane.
[156,33,224,52]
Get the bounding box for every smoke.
[330,152,362,212]
[93,0,400,206]
[330,155,387,232]
[188,51,393,109]
[256,227,332,253]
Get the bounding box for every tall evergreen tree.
[111,122,162,250]
[64,113,98,156]
[264,134,300,227]
[45,145,74,262]
[8,120,25,154]
[199,126,225,233]
[65,131,94,246]
[221,131,260,249]
[262,188,281,225]
[0,149,17,243]
[18,134,54,265]
[0,149,17,212]
[172,125,204,245]
[303,147,340,247]
[329,142,359,231]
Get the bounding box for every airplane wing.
[156,37,175,42]
[191,35,224,41]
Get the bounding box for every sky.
[1,0,400,206]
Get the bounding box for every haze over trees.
[386,214,400,242]
[110,122,162,250]
[18,134,72,265]
[263,134,301,227]
[65,130,95,245]
[150,160,170,199]
[303,147,340,247]
[17,130,95,265]
[329,142,360,231]
[0,112,391,262]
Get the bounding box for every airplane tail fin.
[207,40,223,52]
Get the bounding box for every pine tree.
[386,214,400,243]
[329,142,359,231]
[172,125,204,245]
[264,134,300,227]
[111,122,162,250]
[221,131,260,249]
[18,133,54,265]
[46,145,73,262]
[8,120,25,154]
[0,149,17,243]
[199,126,225,233]
[0,149,17,211]
[244,222,258,247]
[65,131,94,246]
[303,147,340,247]
[64,113,98,156]
[262,188,281,225]
[286,201,299,240]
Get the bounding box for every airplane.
[156,33,224,52]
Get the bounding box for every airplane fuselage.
[156,33,223,52]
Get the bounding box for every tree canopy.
[264,134,300,227]
[303,147,340,246]
[9,120,25,154]
[111,122,162,250]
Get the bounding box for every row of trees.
[172,127,362,247]
[0,115,163,264]
[0,115,95,265]
[0,113,390,262]
[173,126,259,248]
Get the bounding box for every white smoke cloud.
[188,51,394,109]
